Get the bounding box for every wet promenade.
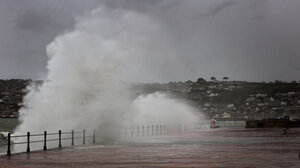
[1,128,300,168]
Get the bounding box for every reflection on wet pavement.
[1,128,300,168]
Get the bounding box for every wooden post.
[7,133,11,155]
[43,131,47,150]
[27,132,30,152]
[58,130,62,148]
[83,129,85,145]
[71,130,74,146]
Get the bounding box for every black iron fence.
[0,123,199,156]
[0,129,96,155]
[124,124,191,137]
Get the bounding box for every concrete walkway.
[1,128,300,168]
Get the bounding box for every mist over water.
[132,92,200,126]
[15,6,201,143]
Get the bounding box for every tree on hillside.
[210,76,217,82]
[186,80,193,84]
[223,76,229,81]
[196,78,206,83]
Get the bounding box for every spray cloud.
[16,6,201,142]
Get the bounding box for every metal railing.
[0,129,96,155]
[124,124,191,137]
[196,120,246,129]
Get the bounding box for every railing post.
[137,126,139,136]
[43,131,47,150]
[7,133,11,155]
[142,126,144,136]
[125,128,127,137]
[160,125,162,135]
[71,130,74,146]
[152,125,154,135]
[93,129,96,144]
[167,125,169,133]
[147,125,149,136]
[27,132,30,153]
[83,129,85,144]
[58,130,62,148]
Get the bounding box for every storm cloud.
[0,0,299,82]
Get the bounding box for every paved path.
[1,128,300,167]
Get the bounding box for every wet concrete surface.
[1,128,300,168]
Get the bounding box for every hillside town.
[133,78,300,120]
[0,79,30,118]
[0,78,300,120]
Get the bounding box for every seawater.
[0,118,20,155]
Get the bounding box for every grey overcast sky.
[0,0,300,82]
